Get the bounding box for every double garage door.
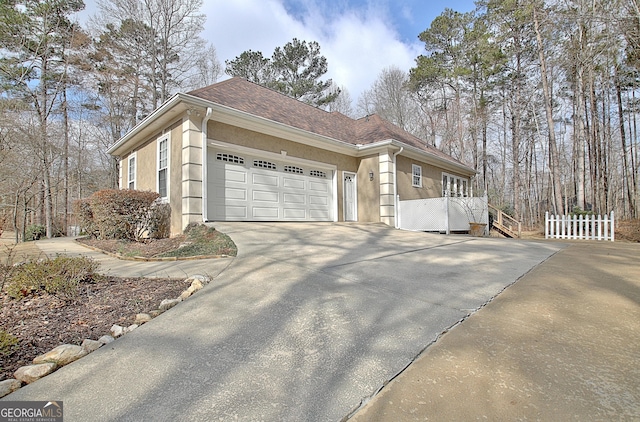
[208,150,334,221]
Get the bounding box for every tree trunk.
[533,6,564,215]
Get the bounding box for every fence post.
[444,194,450,235]
[578,214,583,239]
[611,211,615,242]
[545,211,549,239]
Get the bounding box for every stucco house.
[107,77,476,236]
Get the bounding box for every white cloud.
[200,0,422,104]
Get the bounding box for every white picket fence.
[545,211,615,242]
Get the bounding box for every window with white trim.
[442,173,470,197]
[158,137,169,199]
[310,170,327,178]
[127,154,136,190]
[412,164,422,188]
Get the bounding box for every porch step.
[492,221,519,238]
[488,204,521,238]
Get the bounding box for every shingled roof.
[188,77,469,169]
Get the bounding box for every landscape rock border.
[0,274,210,398]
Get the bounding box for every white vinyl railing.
[398,195,489,234]
[545,211,615,242]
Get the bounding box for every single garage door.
[208,150,334,221]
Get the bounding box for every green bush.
[0,330,18,357]
[24,224,46,241]
[5,255,99,300]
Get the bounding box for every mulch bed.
[0,276,190,381]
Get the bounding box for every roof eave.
[358,140,476,176]
[107,93,213,157]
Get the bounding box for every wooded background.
[1,0,638,240]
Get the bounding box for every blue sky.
[77,0,476,104]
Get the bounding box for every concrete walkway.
[349,240,640,421]
[32,236,233,279]
[3,223,563,421]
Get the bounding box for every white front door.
[343,172,357,222]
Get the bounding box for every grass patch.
[158,224,237,258]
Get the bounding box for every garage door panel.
[223,187,247,201]
[283,208,306,219]
[253,173,279,187]
[224,168,247,183]
[309,180,329,192]
[253,190,279,203]
[309,195,329,206]
[252,207,279,219]
[217,205,247,219]
[283,177,305,190]
[283,193,306,204]
[309,209,331,219]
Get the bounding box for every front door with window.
[343,172,357,221]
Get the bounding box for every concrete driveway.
[3,223,563,421]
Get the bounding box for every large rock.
[14,363,57,384]
[98,335,115,345]
[149,309,163,318]
[159,298,181,311]
[124,324,138,334]
[110,324,125,338]
[189,278,205,291]
[186,274,210,285]
[0,379,21,398]
[81,339,103,353]
[33,344,87,366]
[179,288,194,300]
[134,313,152,324]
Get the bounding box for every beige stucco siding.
[396,156,472,200]
[357,155,380,222]
[119,120,183,236]
[208,121,360,222]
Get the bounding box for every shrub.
[73,198,97,238]
[24,224,46,241]
[160,223,237,257]
[0,330,18,358]
[75,189,171,241]
[5,255,99,300]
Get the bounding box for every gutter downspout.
[201,107,213,222]
[392,147,404,229]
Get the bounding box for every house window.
[310,170,327,178]
[253,160,277,170]
[442,173,470,197]
[284,165,304,174]
[412,164,422,188]
[127,153,136,190]
[217,153,244,164]
[158,137,169,199]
